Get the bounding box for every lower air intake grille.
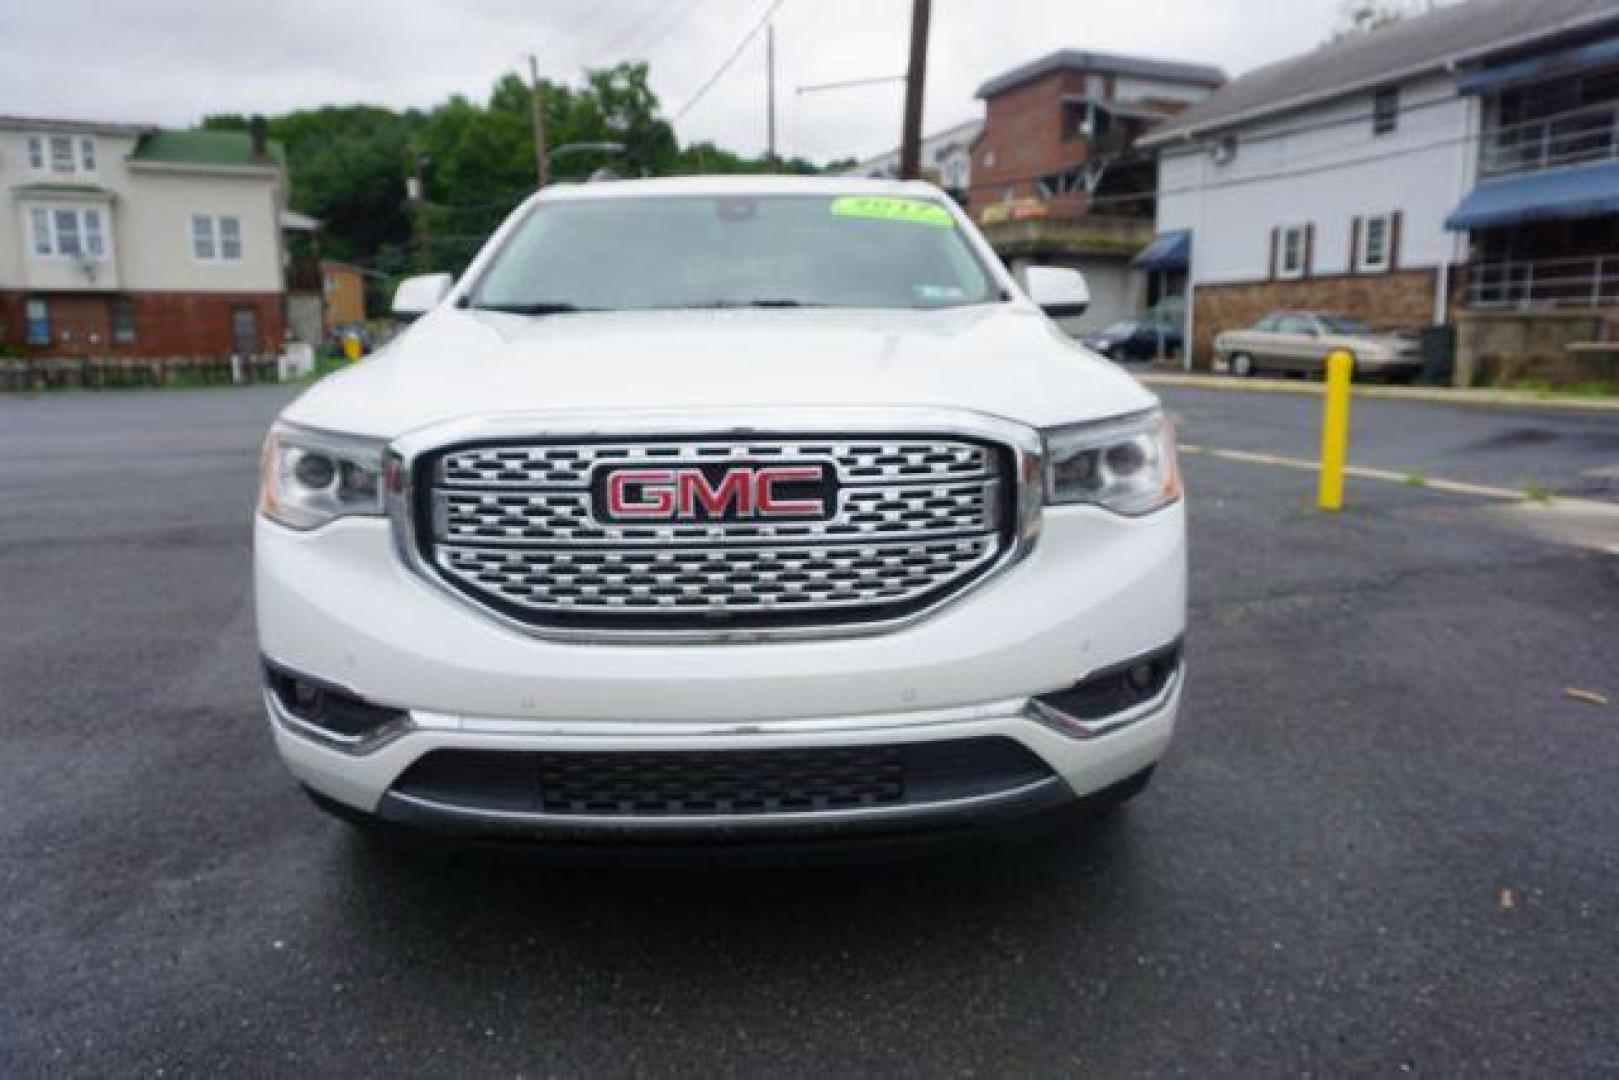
[392,738,1052,818]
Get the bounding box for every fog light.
[1030,642,1181,735]
[263,661,408,745]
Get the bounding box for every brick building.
[0,117,287,359]
[966,51,1224,333]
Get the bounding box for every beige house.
[0,116,287,357]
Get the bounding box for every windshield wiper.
[668,299,825,309]
[463,300,599,315]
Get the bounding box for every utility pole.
[527,54,550,188]
[898,0,931,179]
[765,23,777,170]
[408,145,430,266]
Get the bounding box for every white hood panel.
[284,305,1157,440]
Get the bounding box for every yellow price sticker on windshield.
[830,196,954,228]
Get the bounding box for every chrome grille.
[416,433,1014,635]
[438,439,994,488]
[434,481,998,546]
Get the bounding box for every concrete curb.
[1137,372,1619,414]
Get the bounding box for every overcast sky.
[0,0,1350,162]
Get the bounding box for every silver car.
[1213,311,1423,380]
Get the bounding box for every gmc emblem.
[593,463,834,522]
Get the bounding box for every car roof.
[533,174,948,202]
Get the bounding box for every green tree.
[204,60,849,278]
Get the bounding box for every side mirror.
[391,273,454,321]
[1023,266,1089,318]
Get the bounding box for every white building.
[1140,0,1619,377]
[1,116,287,357]
[841,119,983,200]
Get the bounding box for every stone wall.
[1454,309,1618,387]
[1189,268,1440,367]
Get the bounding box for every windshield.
[1101,320,1138,336]
[1317,315,1373,334]
[467,194,999,312]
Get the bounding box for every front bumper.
[256,498,1186,839]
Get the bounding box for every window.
[191,214,243,261]
[54,209,82,257]
[1061,100,1113,142]
[27,136,44,169]
[80,137,96,171]
[28,206,107,259]
[111,298,136,344]
[1277,314,1317,335]
[219,216,242,259]
[1359,213,1393,272]
[1279,224,1309,279]
[1373,87,1399,135]
[192,215,216,259]
[49,135,75,173]
[25,299,50,346]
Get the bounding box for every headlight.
[258,422,387,530]
[1042,409,1181,515]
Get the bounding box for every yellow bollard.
[1317,350,1354,511]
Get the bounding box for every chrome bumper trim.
[263,688,417,756]
[1023,665,1183,738]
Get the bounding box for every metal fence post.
[1318,350,1354,512]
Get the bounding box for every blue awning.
[1445,161,1619,230]
[1133,229,1190,270]
[1459,35,1619,95]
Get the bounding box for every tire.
[1229,353,1255,377]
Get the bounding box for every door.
[1273,314,1320,373]
[231,306,259,357]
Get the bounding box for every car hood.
[282,305,1157,439]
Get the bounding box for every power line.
[796,74,905,95]
[621,0,708,59]
[569,0,666,66]
[672,0,788,122]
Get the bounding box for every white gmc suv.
[255,176,1186,849]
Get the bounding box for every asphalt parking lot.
[2,385,1616,1075]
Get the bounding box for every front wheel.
[1229,353,1256,377]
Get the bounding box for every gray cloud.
[0,0,1343,162]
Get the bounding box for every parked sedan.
[1084,319,1182,362]
[1213,311,1422,380]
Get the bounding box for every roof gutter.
[1138,8,1619,150]
[125,160,282,179]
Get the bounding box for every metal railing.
[1481,101,1619,177]
[1467,256,1619,309]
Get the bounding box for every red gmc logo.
[596,464,832,521]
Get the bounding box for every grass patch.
[1501,378,1619,400]
[1522,484,1555,504]
[294,355,357,386]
